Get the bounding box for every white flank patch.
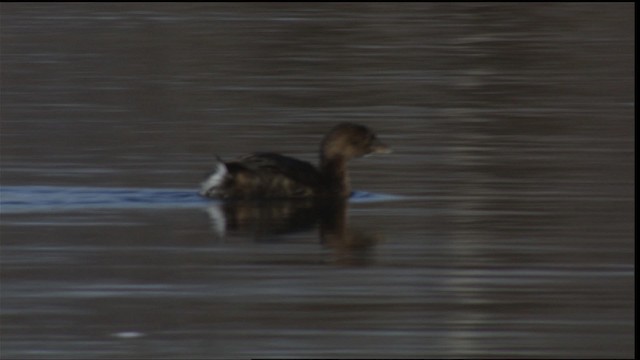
[205,204,227,238]
[200,162,228,196]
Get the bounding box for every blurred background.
[0,3,634,359]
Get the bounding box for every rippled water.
[1,3,634,359]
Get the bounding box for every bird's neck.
[320,155,350,198]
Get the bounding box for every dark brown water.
[0,3,634,359]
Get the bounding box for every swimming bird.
[200,122,391,199]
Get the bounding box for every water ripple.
[0,186,402,214]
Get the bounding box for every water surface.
[0,3,634,359]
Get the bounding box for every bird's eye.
[367,135,375,144]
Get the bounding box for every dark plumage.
[200,122,391,199]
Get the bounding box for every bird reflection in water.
[204,198,380,266]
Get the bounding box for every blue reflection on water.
[0,186,204,213]
[0,186,403,214]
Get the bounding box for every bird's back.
[201,152,323,199]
